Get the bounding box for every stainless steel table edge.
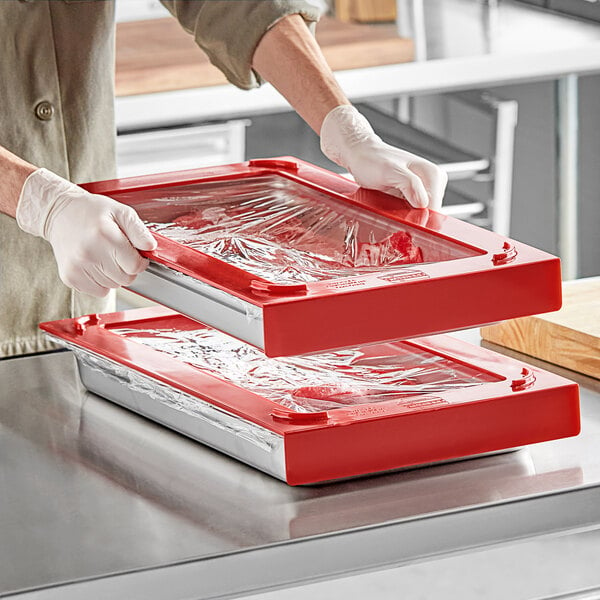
[5,484,600,600]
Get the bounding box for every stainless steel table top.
[2,335,600,599]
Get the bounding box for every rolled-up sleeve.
[159,1,322,89]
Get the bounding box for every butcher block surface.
[115,16,413,96]
[481,278,600,379]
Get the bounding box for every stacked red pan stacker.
[40,158,580,485]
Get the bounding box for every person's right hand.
[320,105,447,210]
[16,168,156,297]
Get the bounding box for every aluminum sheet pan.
[45,335,288,480]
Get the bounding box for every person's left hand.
[16,168,156,297]
[320,105,448,210]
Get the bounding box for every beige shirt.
[0,0,319,357]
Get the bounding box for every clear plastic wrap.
[116,175,480,285]
[113,326,500,413]
[47,335,282,452]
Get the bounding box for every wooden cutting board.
[115,16,413,97]
[481,278,600,379]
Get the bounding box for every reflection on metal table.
[1,338,600,599]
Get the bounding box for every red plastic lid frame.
[40,307,580,486]
[81,158,563,357]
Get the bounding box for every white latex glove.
[16,168,157,297]
[320,105,448,210]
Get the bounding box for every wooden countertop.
[115,16,413,97]
[481,277,600,379]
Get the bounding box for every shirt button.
[35,101,55,121]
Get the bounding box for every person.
[0,1,447,358]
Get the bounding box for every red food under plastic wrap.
[147,186,426,284]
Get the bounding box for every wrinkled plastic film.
[46,335,281,452]
[120,175,478,286]
[113,327,500,413]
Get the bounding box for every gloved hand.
[320,104,448,210]
[16,168,157,297]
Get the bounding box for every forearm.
[253,14,447,208]
[0,145,37,218]
[252,14,348,134]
